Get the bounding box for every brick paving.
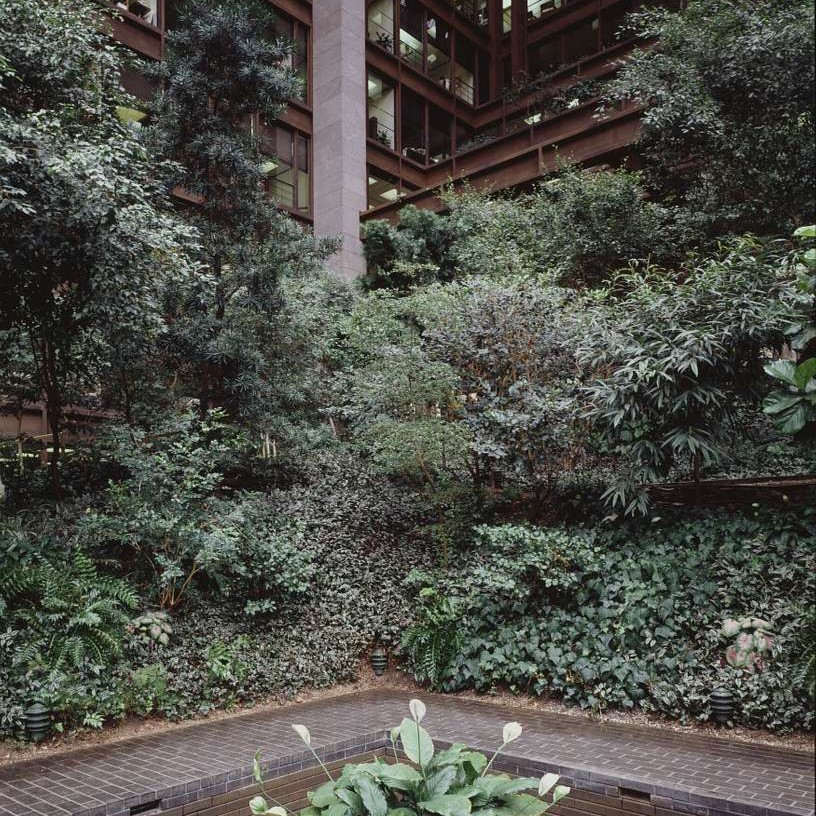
[0,690,812,816]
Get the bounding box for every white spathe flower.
[292,723,311,746]
[409,699,427,723]
[249,796,269,815]
[553,785,570,803]
[502,721,522,744]
[538,773,559,797]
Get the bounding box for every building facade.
[112,0,658,278]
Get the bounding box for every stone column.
[312,0,368,279]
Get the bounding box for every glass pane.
[367,167,400,209]
[528,0,562,21]
[564,17,598,63]
[528,37,560,76]
[454,37,476,104]
[401,88,426,162]
[428,104,451,163]
[427,17,451,87]
[367,72,396,149]
[368,0,395,51]
[400,0,424,69]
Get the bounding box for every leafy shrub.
[123,664,173,717]
[251,700,570,816]
[403,512,815,731]
[401,586,461,690]
[78,413,313,613]
[129,611,173,649]
[362,171,679,288]
[580,238,803,514]
[0,534,137,676]
[603,0,815,239]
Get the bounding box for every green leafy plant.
[0,546,137,674]
[123,664,173,717]
[206,636,250,685]
[720,618,774,672]
[129,612,173,649]
[791,605,816,703]
[762,359,816,435]
[401,586,462,690]
[250,700,570,816]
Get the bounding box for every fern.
[402,589,461,690]
[1,545,137,674]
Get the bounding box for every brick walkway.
[0,690,812,816]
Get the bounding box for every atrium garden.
[0,0,814,799]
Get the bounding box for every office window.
[368,0,396,51]
[368,71,396,149]
[428,104,452,163]
[401,88,425,162]
[400,0,424,69]
[453,0,488,27]
[367,166,401,209]
[477,48,490,104]
[454,37,476,105]
[427,16,452,88]
[262,126,310,214]
[272,13,309,102]
[502,0,512,33]
[528,37,560,76]
[528,0,562,20]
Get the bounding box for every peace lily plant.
[250,699,570,816]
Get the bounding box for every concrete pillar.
[312,0,368,279]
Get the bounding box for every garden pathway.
[0,690,812,816]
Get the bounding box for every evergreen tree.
[150,0,337,424]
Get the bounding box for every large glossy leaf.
[398,716,435,767]
[460,751,487,776]
[794,358,816,390]
[354,776,388,816]
[430,744,468,767]
[763,390,802,414]
[417,794,473,816]
[335,788,363,814]
[424,765,457,796]
[764,360,797,386]
[367,762,423,792]
[311,781,342,808]
[477,776,539,800]
[778,403,809,434]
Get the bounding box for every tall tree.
[150,0,336,424]
[0,0,196,496]
[604,0,815,240]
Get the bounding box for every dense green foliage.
[149,0,336,424]
[362,171,678,289]
[1,0,813,746]
[402,515,815,732]
[0,0,197,494]
[605,0,815,239]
